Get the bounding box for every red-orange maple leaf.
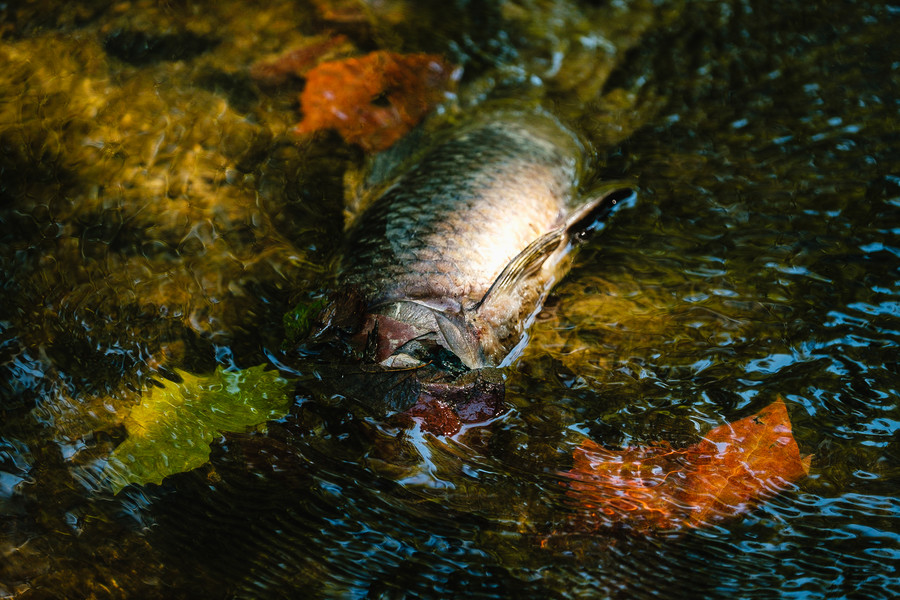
[250,35,354,87]
[294,50,460,152]
[561,398,811,534]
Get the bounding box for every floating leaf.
[313,0,374,25]
[249,35,354,87]
[402,368,507,436]
[105,365,292,493]
[294,50,460,152]
[562,398,811,534]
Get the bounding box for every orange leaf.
[562,398,811,534]
[313,0,373,25]
[250,35,354,87]
[294,51,460,152]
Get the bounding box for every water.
[2,0,899,598]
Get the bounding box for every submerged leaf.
[294,50,460,151]
[562,398,811,534]
[283,296,330,347]
[249,35,354,87]
[105,365,292,493]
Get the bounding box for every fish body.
[337,111,630,370]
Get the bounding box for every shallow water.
[1,0,899,598]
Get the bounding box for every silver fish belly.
[338,112,629,369]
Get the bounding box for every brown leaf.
[313,0,411,28]
[404,396,462,437]
[313,0,372,25]
[250,35,354,87]
[394,368,507,437]
[562,398,811,534]
[294,51,460,152]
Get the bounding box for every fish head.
[291,292,507,433]
[330,303,508,435]
[351,299,491,371]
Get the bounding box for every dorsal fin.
[469,226,566,313]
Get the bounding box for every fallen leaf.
[294,50,460,151]
[561,398,811,534]
[282,295,331,348]
[104,365,292,493]
[250,35,354,87]
[313,0,372,25]
[404,396,462,437]
[395,367,507,436]
[313,0,411,29]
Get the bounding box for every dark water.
[1,0,899,598]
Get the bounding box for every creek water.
[1,1,898,598]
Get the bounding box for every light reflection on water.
[1,0,899,598]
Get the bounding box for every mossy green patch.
[282,296,329,348]
[105,365,292,493]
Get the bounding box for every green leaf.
[105,365,292,493]
[282,296,329,348]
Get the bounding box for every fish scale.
[340,117,578,310]
[336,112,628,368]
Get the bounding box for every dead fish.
[335,109,633,372]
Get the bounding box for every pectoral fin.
[471,185,635,316]
[434,311,484,369]
[470,227,566,313]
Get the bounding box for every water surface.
[1,0,898,598]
